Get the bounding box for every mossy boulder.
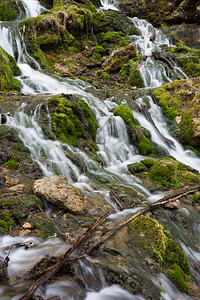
[146,157,200,189]
[0,0,19,21]
[48,94,98,155]
[0,47,20,91]
[128,162,147,174]
[22,4,142,89]
[129,216,192,293]
[148,157,178,187]
[153,77,200,150]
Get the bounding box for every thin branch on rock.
[88,185,200,254]
[18,210,109,300]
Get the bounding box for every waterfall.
[0,0,200,299]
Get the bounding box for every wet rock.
[33,175,86,215]
[153,77,200,150]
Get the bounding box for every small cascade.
[130,17,187,87]
[133,97,200,172]
[98,0,119,11]
[0,0,200,299]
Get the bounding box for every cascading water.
[0,0,200,299]
[130,17,188,88]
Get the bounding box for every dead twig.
[19,210,109,300]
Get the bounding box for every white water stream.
[0,0,200,299]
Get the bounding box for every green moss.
[113,105,135,127]
[152,85,181,120]
[129,217,167,262]
[179,111,194,145]
[128,162,147,174]
[0,0,18,21]
[138,136,155,156]
[167,264,189,293]
[6,156,21,169]
[129,216,192,293]
[148,157,178,187]
[140,158,156,168]
[0,47,20,91]
[95,70,111,80]
[120,59,144,88]
[30,215,57,239]
[0,212,13,234]
[49,95,98,149]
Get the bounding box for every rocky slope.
[0,0,200,298]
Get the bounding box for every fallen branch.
[19,210,109,300]
[109,190,124,210]
[88,185,200,254]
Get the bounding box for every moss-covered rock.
[128,162,147,174]
[148,157,178,187]
[0,47,20,92]
[153,77,200,150]
[129,216,192,293]
[144,157,200,190]
[22,4,142,89]
[119,0,200,26]
[48,94,98,155]
[0,0,19,21]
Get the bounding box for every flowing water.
[0,0,200,299]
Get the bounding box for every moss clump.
[167,264,189,293]
[113,105,135,127]
[6,155,21,169]
[128,162,147,174]
[129,216,192,293]
[113,105,157,156]
[49,95,98,151]
[30,215,57,239]
[148,157,177,187]
[120,59,145,88]
[0,47,20,91]
[140,158,156,168]
[138,136,155,156]
[169,45,200,78]
[0,0,18,21]
[129,217,168,262]
[0,212,13,234]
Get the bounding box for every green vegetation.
[128,162,147,174]
[0,0,18,21]
[140,158,156,168]
[152,78,200,150]
[0,47,20,91]
[49,95,98,152]
[114,105,135,127]
[148,157,178,187]
[113,105,159,156]
[129,216,192,293]
[6,155,21,169]
[169,44,200,78]
[30,215,57,239]
[120,59,145,88]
